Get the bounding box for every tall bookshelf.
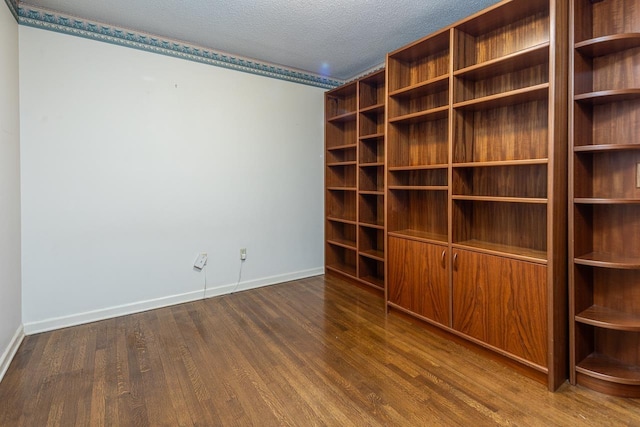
[325,70,386,291]
[386,0,568,391]
[569,0,640,397]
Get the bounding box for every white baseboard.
[24,267,324,335]
[0,325,25,384]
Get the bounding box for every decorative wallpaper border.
[16,4,344,89]
[4,0,18,21]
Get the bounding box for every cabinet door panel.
[389,237,449,325]
[453,249,548,366]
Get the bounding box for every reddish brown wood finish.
[388,237,449,325]
[570,0,640,396]
[385,0,567,391]
[452,249,548,367]
[325,71,386,291]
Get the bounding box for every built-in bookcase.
[386,0,568,391]
[569,0,640,398]
[325,70,386,290]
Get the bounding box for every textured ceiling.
[21,0,500,81]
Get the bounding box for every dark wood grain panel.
[453,249,548,366]
[388,237,449,325]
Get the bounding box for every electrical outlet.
[240,248,247,261]
[194,253,207,270]
[637,162,640,188]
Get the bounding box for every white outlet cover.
[194,253,207,270]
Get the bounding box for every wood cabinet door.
[388,237,449,325]
[452,249,548,367]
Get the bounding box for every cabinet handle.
[453,252,459,271]
[441,250,446,268]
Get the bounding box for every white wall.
[19,26,325,332]
[0,1,23,380]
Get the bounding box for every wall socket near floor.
[240,248,247,261]
[637,163,640,188]
[194,253,207,270]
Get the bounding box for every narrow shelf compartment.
[454,43,550,80]
[576,353,640,386]
[326,83,357,119]
[358,253,384,290]
[388,106,449,124]
[359,165,384,192]
[454,83,549,111]
[359,193,384,227]
[575,253,640,270]
[575,89,640,105]
[326,243,357,278]
[576,306,640,331]
[452,240,547,264]
[359,69,385,110]
[575,34,640,58]
[359,137,384,165]
[359,226,384,260]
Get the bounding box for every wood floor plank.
[1,274,640,426]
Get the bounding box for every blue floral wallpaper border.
[4,0,18,21]
[15,4,344,89]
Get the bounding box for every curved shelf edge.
[576,354,640,386]
[574,144,640,153]
[575,33,640,57]
[574,252,640,269]
[575,89,640,105]
[575,306,640,331]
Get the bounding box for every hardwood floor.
[1,275,639,426]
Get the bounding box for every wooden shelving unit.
[385,0,568,391]
[325,70,386,291]
[569,0,640,398]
